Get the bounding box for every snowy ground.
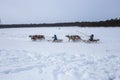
[0,27,120,80]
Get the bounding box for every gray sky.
[0,0,120,24]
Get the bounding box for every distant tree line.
[0,18,120,28]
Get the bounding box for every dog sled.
[53,39,63,42]
[82,39,100,43]
[47,39,63,43]
[28,34,100,43]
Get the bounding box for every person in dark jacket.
[89,34,94,41]
[52,35,58,41]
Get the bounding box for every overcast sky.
[0,0,120,24]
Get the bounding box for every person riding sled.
[52,35,58,41]
[89,34,94,41]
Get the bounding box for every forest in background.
[0,18,120,28]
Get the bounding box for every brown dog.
[66,35,81,41]
[29,35,45,41]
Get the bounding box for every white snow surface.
[0,27,120,80]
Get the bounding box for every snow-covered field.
[0,27,120,80]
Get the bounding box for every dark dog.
[29,35,45,41]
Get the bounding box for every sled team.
[29,34,99,43]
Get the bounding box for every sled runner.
[82,39,100,43]
[47,39,63,42]
[52,39,63,42]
